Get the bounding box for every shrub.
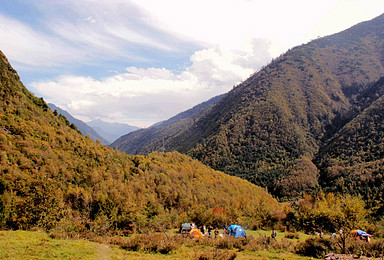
[120,233,181,254]
[242,237,263,251]
[295,237,332,258]
[212,234,294,252]
[215,236,247,250]
[347,239,384,258]
[369,239,384,258]
[277,238,294,251]
[373,218,384,238]
[284,232,299,239]
[193,249,237,260]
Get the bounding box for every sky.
[1,0,384,128]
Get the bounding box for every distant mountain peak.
[48,103,109,145]
[87,119,140,144]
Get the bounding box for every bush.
[120,233,181,254]
[295,237,332,258]
[284,232,299,239]
[193,249,237,260]
[215,236,248,251]
[242,237,263,251]
[347,239,384,258]
[212,234,293,252]
[369,239,384,258]
[373,218,384,238]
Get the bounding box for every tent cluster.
[180,223,246,239]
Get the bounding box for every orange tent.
[190,228,203,238]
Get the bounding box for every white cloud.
[305,0,384,41]
[31,38,272,127]
[3,0,384,128]
[136,0,384,56]
[0,0,199,72]
[0,14,84,69]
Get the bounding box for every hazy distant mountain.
[111,94,224,154]
[87,119,139,144]
[48,103,109,145]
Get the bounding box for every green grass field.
[0,230,317,259]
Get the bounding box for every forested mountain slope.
[186,14,384,197]
[316,77,384,214]
[114,14,384,199]
[0,50,282,232]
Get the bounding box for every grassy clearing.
[0,230,99,259]
[246,229,313,242]
[0,230,146,259]
[0,230,317,259]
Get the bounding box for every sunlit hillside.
[0,50,283,233]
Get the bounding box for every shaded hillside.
[111,94,223,154]
[316,77,384,215]
[48,103,109,145]
[0,50,282,232]
[186,14,384,197]
[113,14,384,198]
[87,119,139,144]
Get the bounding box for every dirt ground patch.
[96,244,111,260]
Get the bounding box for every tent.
[351,229,373,239]
[351,229,373,241]
[233,227,246,238]
[190,228,203,238]
[228,224,246,237]
[179,223,191,234]
[228,224,241,236]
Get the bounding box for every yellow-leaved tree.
[314,192,368,253]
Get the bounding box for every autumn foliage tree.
[286,192,368,252]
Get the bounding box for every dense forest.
[0,50,283,233]
[113,14,384,204]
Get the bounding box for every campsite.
[0,229,326,259]
[1,226,383,259]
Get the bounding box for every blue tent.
[356,230,372,237]
[233,227,246,238]
[228,224,246,237]
[228,224,241,236]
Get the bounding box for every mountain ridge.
[111,94,224,154]
[112,13,384,201]
[48,103,109,145]
[87,119,139,144]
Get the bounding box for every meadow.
[0,229,319,259]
